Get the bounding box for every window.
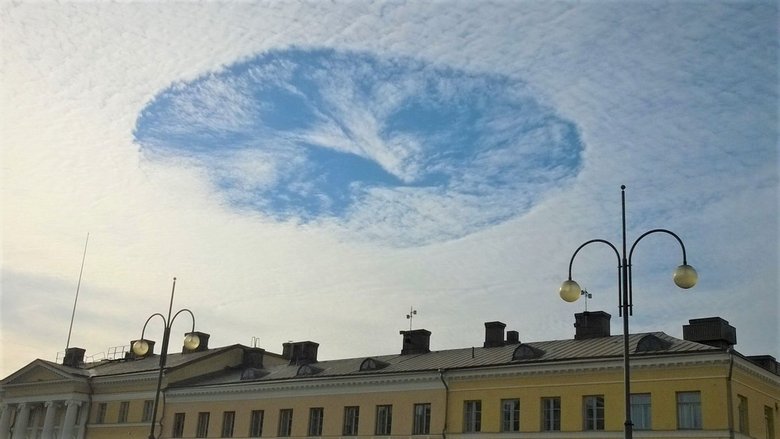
[463,400,481,433]
[95,403,107,424]
[172,413,186,438]
[583,395,604,430]
[630,394,651,430]
[222,411,235,437]
[501,399,520,432]
[738,395,749,435]
[677,391,702,429]
[413,403,431,435]
[308,408,324,436]
[196,412,210,438]
[343,406,359,436]
[249,410,264,437]
[766,405,775,439]
[142,400,154,423]
[541,397,561,431]
[375,405,392,435]
[118,401,130,423]
[278,409,293,437]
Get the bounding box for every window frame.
[541,397,561,431]
[278,409,294,437]
[221,411,235,438]
[412,403,431,435]
[308,407,324,437]
[676,391,702,430]
[118,401,130,423]
[196,412,210,438]
[141,400,154,423]
[375,405,393,436]
[501,399,520,432]
[343,406,360,436]
[95,403,107,424]
[249,410,264,437]
[583,395,605,431]
[172,412,186,438]
[463,400,482,433]
[738,395,749,435]
[630,393,652,430]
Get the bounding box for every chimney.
[63,347,85,368]
[683,317,737,350]
[242,347,265,369]
[400,329,431,355]
[574,311,611,340]
[282,341,319,365]
[182,331,210,353]
[484,321,506,347]
[506,330,520,344]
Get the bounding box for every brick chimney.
[282,341,319,365]
[63,347,85,368]
[574,311,611,340]
[683,317,736,350]
[484,321,506,347]
[400,329,431,355]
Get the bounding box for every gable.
[1,360,82,386]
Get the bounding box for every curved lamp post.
[132,277,200,439]
[559,186,697,439]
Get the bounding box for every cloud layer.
[134,49,583,245]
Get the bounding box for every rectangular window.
[413,403,431,435]
[118,401,130,423]
[308,408,324,436]
[738,395,749,435]
[766,405,775,439]
[142,400,154,423]
[343,406,359,436]
[463,400,481,433]
[278,409,293,437]
[95,403,107,424]
[541,397,561,431]
[249,410,264,437]
[172,413,186,438]
[630,394,651,430]
[501,399,520,432]
[222,411,235,437]
[196,412,210,438]
[677,391,702,429]
[583,395,605,430]
[375,405,392,435]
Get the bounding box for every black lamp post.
[132,277,200,439]
[559,185,697,439]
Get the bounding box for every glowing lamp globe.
[132,340,150,356]
[673,264,698,289]
[183,333,200,351]
[560,279,582,302]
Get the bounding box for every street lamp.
[132,277,200,439]
[559,185,697,439]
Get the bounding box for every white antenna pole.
[66,232,89,350]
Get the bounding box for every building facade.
[1,312,778,439]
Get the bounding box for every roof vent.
[484,321,506,348]
[296,364,322,376]
[282,341,319,365]
[747,355,779,376]
[242,347,265,369]
[683,317,736,349]
[574,311,611,340]
[635,334,672,352]
[360,358,389,371]
[63,347,85,368]
[506,330,520,344]
[512,344,545,361]
[400,329,431,355]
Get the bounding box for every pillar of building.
[75,402,89,439]
[41,401,58,439]
[58,401,80,439]
[0,403,13,439]
[10,403,29,439]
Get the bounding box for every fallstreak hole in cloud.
[133,48,583,246]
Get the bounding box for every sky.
[1,1,777,379]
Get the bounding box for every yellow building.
[2,312,778,439]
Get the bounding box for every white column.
[41,401,58,439]
[58,401,79,439]
[29,406,43,438]
[0,403,13,439]
[10,403,29,439]
[75,402,88,439]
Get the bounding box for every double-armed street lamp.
[132,278,200,439]
[559,185,698,439]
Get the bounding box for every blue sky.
[1,1,777,378]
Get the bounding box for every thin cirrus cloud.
[133,48,583,245]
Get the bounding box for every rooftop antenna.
[66,232,89,350]
[582,289,592,312]
[406,306,417,331]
